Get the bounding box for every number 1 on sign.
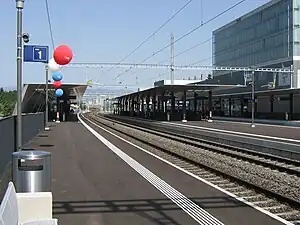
[38,50,42,59]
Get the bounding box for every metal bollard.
[207,111,213,122]
[12,150,51,193]
[182,113,187,122]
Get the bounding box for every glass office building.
[204,0,300,119]
[212,0,300,89]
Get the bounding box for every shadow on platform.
[39,144,55,147]
[54,196,246,225]
[53,196,246,215]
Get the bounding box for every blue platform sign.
[24,45,49,63]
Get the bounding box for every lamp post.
[251,69,255,128]
[16,0,24,151]
[45,65,50,130]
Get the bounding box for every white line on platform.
[78,114,224,225]
[79,114,294,225]
[160,122,300,144]
[212,119,300,129]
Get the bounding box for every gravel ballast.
[87,114,300,204]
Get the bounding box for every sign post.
[23,45,49,130]
[45,65,49,130]
[16,0,24,152]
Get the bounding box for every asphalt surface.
[27,122,204,225]
[80,114,289,225]
[24,119,292,225]
[159,120,300,140]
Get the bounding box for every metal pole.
[251,69,255,128]
[45,65,49,130]
[200,0,203,25]
[56,98,60,123]
[16,0,24,151]
[290,64,293,88]
[170,32,174,85]
[287,2,290,58]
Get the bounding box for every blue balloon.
[55,88,64,97]
[52,71,63,81]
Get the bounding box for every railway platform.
[108,113,300,141]
[161,119,300,140]
[212,116,300,127]
[18,113,293,225]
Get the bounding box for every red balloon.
[53,45,73,65]
[53,80,62,89]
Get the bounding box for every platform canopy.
[115,84,245,100]
[14,83,88,114]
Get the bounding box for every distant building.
[193,0,300,120]
[154,79,203,87]
[212,0,299,90]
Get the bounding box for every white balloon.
[48,58,60,72]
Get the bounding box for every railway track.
[104,114,300,161]
[103,114,300,176]
[82,112,300,224]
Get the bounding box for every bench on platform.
[0,182,58,225]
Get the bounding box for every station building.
[206,0,300,120]
[114,0,300,121]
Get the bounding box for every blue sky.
[0,0,270,89]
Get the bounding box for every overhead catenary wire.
[113,0,194,64]
[69,20,295,73]
[25,0,57,106]
[121,5,292,84]
[140,15,298,84]
[94,0,194,83]
[146,57,210,82]
[24,0,57,116]
[119,37,212,83]
[79,0,238,86]
[88,1,293,88]
[173,38,212,59]
[45,0,55,50]
[113,0,247,81]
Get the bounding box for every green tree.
[0,88,17,117]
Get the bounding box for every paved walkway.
[24,120,291,225]
[213,116,300,127]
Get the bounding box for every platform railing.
[0,112,45,200]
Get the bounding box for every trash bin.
[12,150,51,193]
